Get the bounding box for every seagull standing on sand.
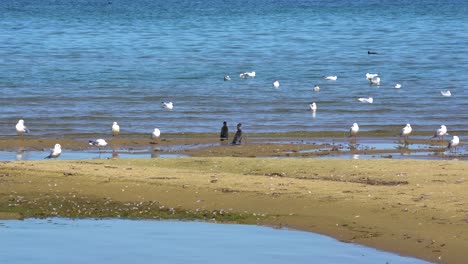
[432,125,448,140]
[313,85,320,92]
[358,97,373,104]
[323,76,337,81]
[309,102,317,111]
[400,124,412,140]
[441,90,451,97]
[152,128,161,143]
[89,139,108,151]
[447,135,460,151]
[162,102,173,109]
[44,144,62,159]
[272,80,280,88]
[112,122,120,137]
[349,123,359,138]
[16,119,30,136]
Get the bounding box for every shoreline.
[1,157,467,263]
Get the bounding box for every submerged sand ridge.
[1,158,467,264]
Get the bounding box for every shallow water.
[0,150,187,161]
[0,218,432,264]
[0,0,467,135]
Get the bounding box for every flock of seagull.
[10,68,461,159]
[14,119,162,159]
[225,71,461,153]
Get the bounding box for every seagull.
[395,84,402,89]
[89,139,108,151]
[112,122,120,137]
[365,73,379,80]
[447,135,460,151]
[369,76,380,85]
[357,97,373,104]
[441,90,451,97]
[44,144,62,159]
[15,119,30,136]
[246,71,256,78]
[431,125,448,140]
[349,123,359,138]
[272,80,280,88]
[400,124,412,140]
[162,102,173,109]
[313,85,320,92]
[152,128,161,143]
[309,102,317,111]
[239,71,255,79]
[224,76,231,81]
[323,76,337,81]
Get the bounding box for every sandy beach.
[0,133,467,263]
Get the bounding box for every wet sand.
[0,133,467,263]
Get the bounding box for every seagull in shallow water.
[162,101,173,109]
[441,90,451,97]
[309,102,317,111]
[357,97,373,104]
[431,125,448,140]
[394,83,402,89]
[323,75,337,81]
[15,119,30,136]
[112,122,120,137]
[313,85,320,92]
[89,139,108,151]
[400,124,412,140]
[224,75,231,81]
[447,135,460,151]
[349,123,359,138]
[272,80,280,88]
[152,128,161,143]
[45,144,62,159]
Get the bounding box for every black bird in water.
[368,51,378,55]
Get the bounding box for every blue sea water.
[0,0,467,136]
[0,218,432,264]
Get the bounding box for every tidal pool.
[0,218,431,264]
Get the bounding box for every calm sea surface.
[0,218,431,264]
[1,0,467,136]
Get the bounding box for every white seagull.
[432,125,448,140]
[162,101,174,109]
[309,102,317,111]
[323,75,337,81]
[349,123,359,138]
[441,90,451,97]
[152,128,161,143]
[246,71,256,77]
[313,85,320,92]
[89,139,108,151]
[365,73,379,80]
[394,83,402,89]
[44,144,62,159]
[357,97,374,104]
[224,76,231,81]
[400,124,412,140]
[112,122,120,137]
[447,135,460,151]
[369,76,381,85]
[272,80,280,88]
[15,119,30,136]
